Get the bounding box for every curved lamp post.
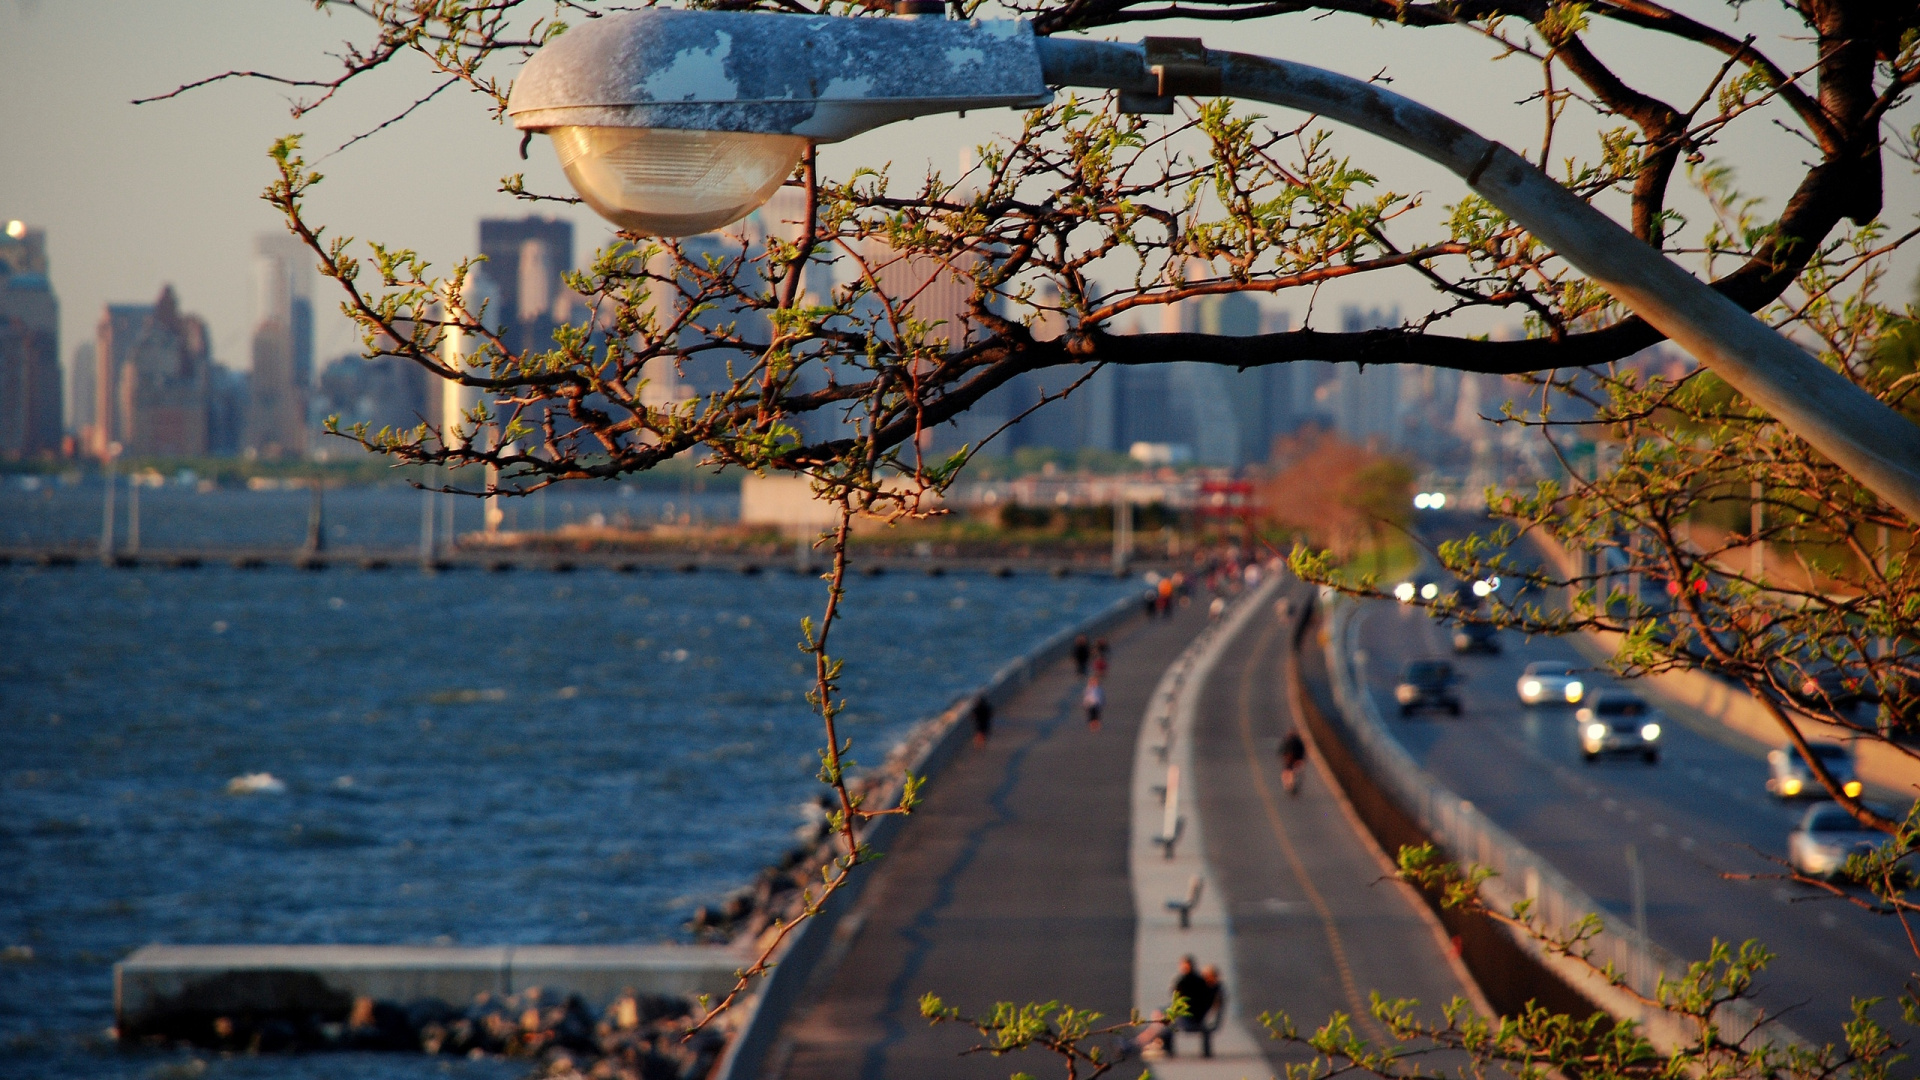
[507,10,1920,521]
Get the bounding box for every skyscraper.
[208,365,248,457]
[314,352,429,436]
[1326,304,1403,447]
[477,216,575,355]
[67,342,95,439]
[246,233,314,459]
[858,236,1006,456]
[0,220,62,458]
[93,286,213,457]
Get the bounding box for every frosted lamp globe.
[550,126,808,237]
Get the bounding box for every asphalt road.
[1193,586,1477,1076]
[1353,580,1912,1044]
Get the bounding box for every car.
[1788,803,1888,880]
[1395,660,1461,717]
[1766,742,1864,800]
[1392,576,1445,604]
[1451,621,1501,655]
[1516,661,1585,706]
[1576,691,1662,763]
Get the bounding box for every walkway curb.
[1128,576,1280,1077]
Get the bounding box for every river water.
[0,481,1132,1079]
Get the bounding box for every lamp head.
[507,9,1051,235]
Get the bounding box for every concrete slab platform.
[115,943,748,1036]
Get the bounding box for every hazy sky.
[3,0,1908,375]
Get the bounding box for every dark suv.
[1451,621,1500,654]
[1395,660,1461,717]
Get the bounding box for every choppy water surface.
[0,491,1130,1079]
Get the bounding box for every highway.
[1350,579,1913,1045]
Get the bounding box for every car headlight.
[1564,681,1583,702]
[1396,685,1417,703]
[1781,778,1803,796]
[1844,780,1863,798]
[1420,583,1439,600]
[1640,723,1661,741]
[1522,680,1542,697]
[1394,582,1416,603]
[1585,723,1607,740]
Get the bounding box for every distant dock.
[1,545,1165,577]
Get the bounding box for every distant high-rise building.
[1326,304,1403,447]
[1192,292,1282,466]
[855,237,1009,456]
[93,286,213,457]
[246,233,314,459]
[314,352,429,439]
[0,221,62,458]
[208,365,248,456]
[477,216,575,355]
[67,342,95,437]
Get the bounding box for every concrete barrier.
[115,944,746,1038]
[1319,597,1803,1052]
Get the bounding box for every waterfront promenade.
[770,582,1479,1079]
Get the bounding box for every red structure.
[1196,478,1256,520]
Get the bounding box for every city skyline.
[0,1,1866,396]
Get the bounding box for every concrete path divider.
[1128,576,1280,1078]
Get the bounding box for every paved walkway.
[772,579,1480,1079]
[775,601,1211,1079]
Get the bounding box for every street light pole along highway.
[505,7,1920,522]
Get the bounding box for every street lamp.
[507,11,1049,235]
[506,9,1920,521]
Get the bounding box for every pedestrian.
[1280,729,1306,796]
[1122,1010,1171,1061]
[971,695,994,747]
[1093,638,1110,678]
[1208,595,1226,621]
[1168,955,1218,1057]
[1082,676,1105,730]
[1157,575,1175,617]
[1072,633,1091,677]
[1198,965,1226,1055]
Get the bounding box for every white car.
[1788,803,1887,879]
[1516,661,1585,706]
[1577,691,1662,763]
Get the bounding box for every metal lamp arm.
[1035,37,1920,523]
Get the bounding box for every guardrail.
[711,584,1149,1080]
[1320,597,1800,1052]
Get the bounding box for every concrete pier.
[1,544,1174,578]
[115,943,747,1038]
